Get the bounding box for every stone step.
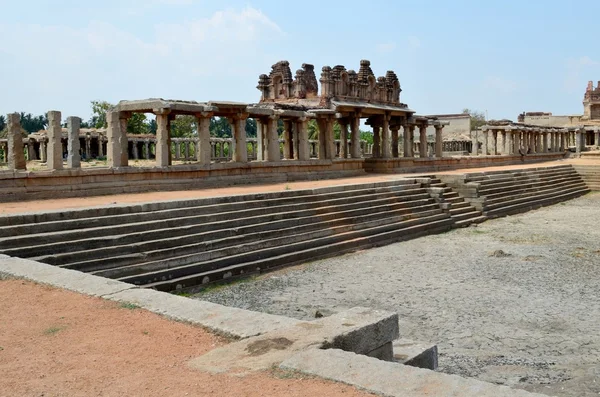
[479,175,581,197]
[449,205,475,216]
[141,215,454,292]
[483,179,586,205]
[464,165,572,180]
[94,208,445,280]
[474,170,579,191]
[0,188,433,253]
[37,202,440,268]
[465,168,575,185]
[0,183,423,238]
[453,215,487,228]
[484,187,589,218]
[450,210,484,223]
[483,181,587,208]
[5,193,439,259]
[0,178,421,228]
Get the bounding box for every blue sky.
[1,0,599,122]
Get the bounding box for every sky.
[1,0,599,122]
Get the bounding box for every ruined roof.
[114,99,217,114]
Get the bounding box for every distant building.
[425,113,471,140]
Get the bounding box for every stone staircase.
[0,179,456,292]
[572,164,600,191]
[441,165,589,219]
[427,177,486,227]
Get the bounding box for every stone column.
[326,118,336,160]
[542,131,548,153]
[317,119,327,160]
[47,110,63,170]
[297,118,309,161]
[67,116,81,168]
[174,140,181,160]
[231,116,248,163]
[282,120,293,160]
[98,136,104,158]
[7,113,26,170]
[481,129,489,155]
[514,130,521,154]
[499,131,506,155]
[85,135,91,160]
[132,140,140,160]
[403,125,412,157]
[256,119,265,161]
[391,125,400,157]
[339,120,349,159]
[119,115,130,166]
[490,130,498,155]
[381,114,391,158]
[372,125,381,158]
[195,113,211,165]
[418,125,427,158]
[266,115,280,161]
[351,114,361,158]
[471,131,478,155]
[292,123,299,160]
[576,129,584,155]
[434,125,443,158]
[144,140,150,160]
[40,140,47,163]
[506,130,514,154]
[155,111,171,167]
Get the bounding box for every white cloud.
[376,42,396,53]
[482,76,517,93]
[0,6,283,117]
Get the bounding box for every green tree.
[360,130,374,145]
[19,112,47,133]
[462,108,486,131]
[171,115,196,137]
[90,100,113,129]
[210,117,232,138]
[307,120,318,140]
[0,115,5,132]
[126,113,150,134]
[245,118,257,138]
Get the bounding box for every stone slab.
[105,288,300,339]
[0,256,133,297]
[281,349,546,397]
[393,338,438,370]
[189,307,398,373]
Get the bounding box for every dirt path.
[0,279,374,397]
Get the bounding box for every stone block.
[392,338,438,370]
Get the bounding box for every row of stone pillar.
[371,123,445,159]
[474,129,577,156]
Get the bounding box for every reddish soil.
[0,279,374,397]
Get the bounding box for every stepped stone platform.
[438,163,590,218]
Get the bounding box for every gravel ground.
[195,193,600,397]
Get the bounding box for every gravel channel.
[195,193,600,396]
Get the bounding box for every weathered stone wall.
[521,114,582,127]
[425,114,471,140]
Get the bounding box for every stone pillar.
[7,113,26,170]
[326,118,336,160]
[195,113,211,165]
[155,111,171,167]
[506,130,514,155]
[391,125,400,158]
[98,136,104,158]
[84,135,91,160]
[256,119,265,161]
[291,123,299,160]
[490,130,498,155]
[373,126,381,158]
[144,140,150,160]
[119,115,129,166]
[46,110,63,170]
[351,114,361,158]
[513,130,521,154]
[231,116,248,163]
[266,115,280,161]
[542,131,548,153]
[418,125,427,158]
[499,131,506,155]
[576,129,584,155]
[317,119,327,160]
[174,140,181,160]
[471,131,478,155]
[40,140,47,163]
[434,125,443,158]
[66,116,81,168]
[381,114,391,158]
[403,125,413,157]
[282,120,293,160]
[481,129,489,155]
[339,120,349,159]
[372,125,381,158]
[297,118,309,161]
[132,140,140,160]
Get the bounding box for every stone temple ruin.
[1,60,600,397]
